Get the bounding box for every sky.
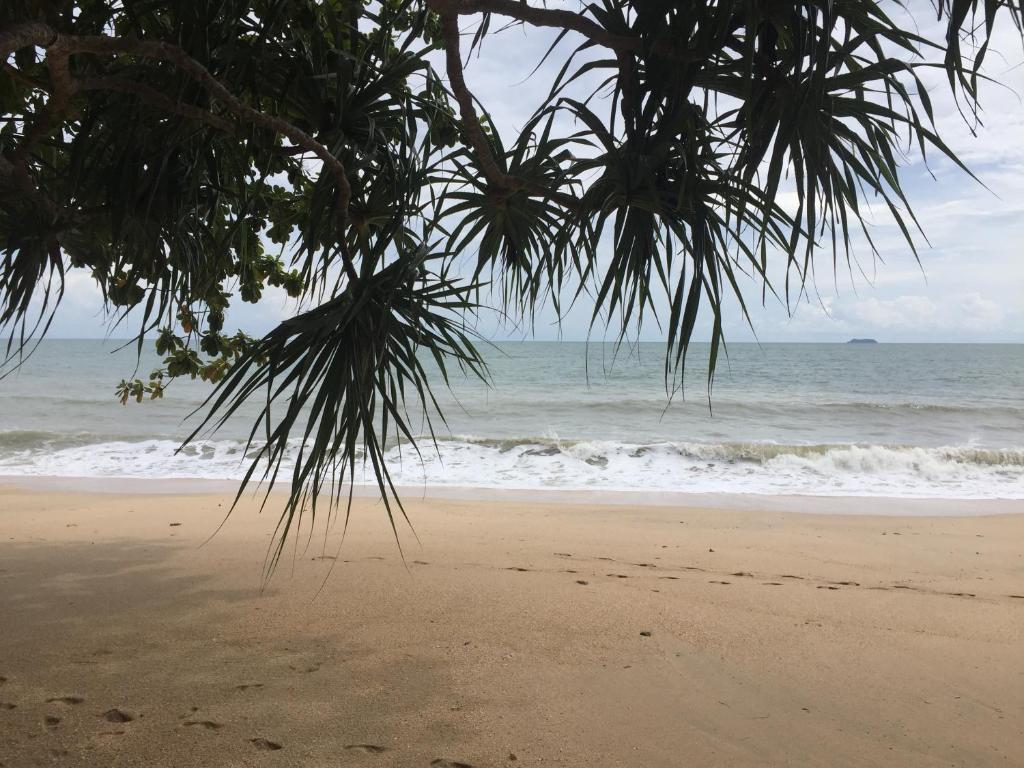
[40,3,1024,344]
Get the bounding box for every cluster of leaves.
[190,250,485,571]
[2,0,1021,552]
[434,0,1019,384]
[0,0,471,550]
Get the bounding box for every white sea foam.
[1,433,1021,499]
[3,341,1023,501]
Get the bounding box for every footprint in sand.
[762,582,783,586]
[0,702,16,710]
[102,709,134,723]
[708,580,731,585]
[344,744,388,754]
[46,696,84,705]
[45,715,61,727]
[576,580,589,585]
[184,720,224,731]
[235,683,264,691]
[506,567,531,572]
[606,573,629,579]
[413,560,430,566]
[817,586,840,590]
[431,760,473,768]
[250,737,283,751]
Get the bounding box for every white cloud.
[957,293,1007,331]
[841,295,943,330]
[779,291,1013,339]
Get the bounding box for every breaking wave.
[1,430,1021,499]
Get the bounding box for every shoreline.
[3,473,1023,516]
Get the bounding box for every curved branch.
[6,26,74,170]
[439,13,514,191]
[0,21,56,59]
[76,76,236,133]
[431,0,612,48]
[429,0,687,60]
[65,36,353,232]
[437,13,585,212]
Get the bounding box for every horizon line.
[15,337,1024,345]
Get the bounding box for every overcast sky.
[43,3,1023,343]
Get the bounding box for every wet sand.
[1,484,1022,767]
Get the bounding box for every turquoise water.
[1,340,1022,498]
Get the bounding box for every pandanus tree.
[1,1,1021,560]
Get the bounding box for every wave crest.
[1,433,1021,499]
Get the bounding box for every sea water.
[0,340,1021,498]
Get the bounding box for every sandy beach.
[1,483,1022,767]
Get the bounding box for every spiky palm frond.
[189,248,486,572]
[437,110,586,317]
[0,189,65,368]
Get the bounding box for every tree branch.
[76,76,236,133]
[430,0,615,50]
[438,13,515,192]
[0,21,56,59]
[429,0,687,60]
[436,12,584,212]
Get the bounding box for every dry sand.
[0,483,1022,767]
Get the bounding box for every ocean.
[0,339,1022,499]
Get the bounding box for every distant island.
[846,338,878,344]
